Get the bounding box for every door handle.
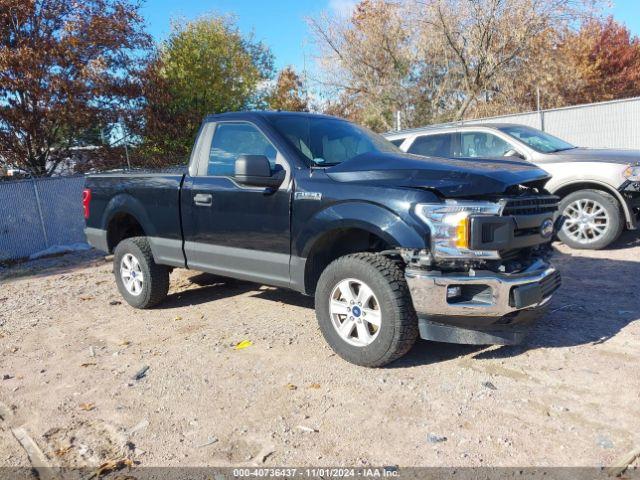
[193,193,213,207]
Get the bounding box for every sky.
[141,0,640,73]
[141,0,359,73]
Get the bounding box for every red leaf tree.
[0,0,152,176]
[562,17,640,104]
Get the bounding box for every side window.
[458,132,512,158]
[408,134,452,157]
[207,123,277,176]
[389,138,405,147]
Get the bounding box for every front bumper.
[405,259,560,345]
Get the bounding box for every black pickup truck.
[84,111,561,367]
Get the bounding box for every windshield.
[269,115,400,166]
[498,125,575,153]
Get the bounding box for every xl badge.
[295,192,322,201]
[540,218,554,238]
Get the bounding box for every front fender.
[295,201,427,258]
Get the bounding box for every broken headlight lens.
[415,201,503,260]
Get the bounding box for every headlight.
[415,201,503,260]
[623,165,640,181]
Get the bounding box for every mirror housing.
[504,149,525,160]
[234,155,284,188]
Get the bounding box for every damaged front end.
[400,191,562,345]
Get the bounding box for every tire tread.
[316,252,419,367]
[114,237,169,308]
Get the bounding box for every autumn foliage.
[311,0,640,130]
[267,67,309,112]
[0,0,151,175]
[560,17,640,105]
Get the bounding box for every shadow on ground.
[159,272,315,310]
[157,245,639,368]
[386,247,640,367]
[602,229,640,250]
[0,249,106,283]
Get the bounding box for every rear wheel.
[558,189,623,250]
[315,253,418,367]
[114,237,170,308]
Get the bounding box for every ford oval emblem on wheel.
[540,218,554,238]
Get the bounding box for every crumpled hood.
[547,147,640,165]
[325,152,550,197]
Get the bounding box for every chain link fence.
[0,175,87,262]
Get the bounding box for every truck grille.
[501,196,559,216]
[498,195,559,254]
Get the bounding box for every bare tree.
[418,0,601,119]
[311,0,603,128]
[309,0,420,131]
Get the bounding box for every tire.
[113,237,170,309]
[557,189,624,250]
[315,253,419,367]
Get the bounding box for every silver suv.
[385,124,640,250]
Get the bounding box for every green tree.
[140,16,274,163]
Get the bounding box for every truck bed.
[84,169,186,266]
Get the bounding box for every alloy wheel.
[329,278,381,347]
[120,253,144,296]
[562,199,610,244]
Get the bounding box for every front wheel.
[557,189,624,250]
[315,253,418,367]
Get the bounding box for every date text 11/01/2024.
[232,467,399,477]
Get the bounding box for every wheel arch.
[103,194,157,252]
[300,227,393,296]
[293,202,427,295]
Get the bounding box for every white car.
[385,123,640,250]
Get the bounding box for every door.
[181,121,292,287]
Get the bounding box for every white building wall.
[459,97,640,150]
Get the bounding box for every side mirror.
[234,155,284,189]
[504,149,525,160]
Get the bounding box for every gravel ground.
[1,234,639,473]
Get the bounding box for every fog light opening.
[446,284,493,305]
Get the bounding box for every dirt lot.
[1,234,639,473]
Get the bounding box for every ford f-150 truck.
[84,111,562,367]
